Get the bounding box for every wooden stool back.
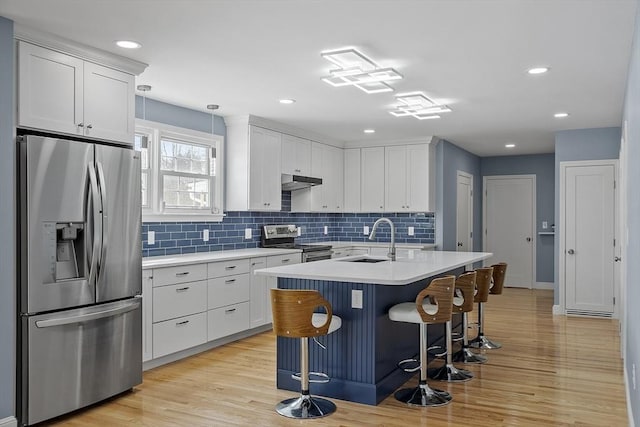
[270,289,332,338]
[490,263,508,295]
[474,267,494,303]
[415,276,456,324]
[453,271,476,314]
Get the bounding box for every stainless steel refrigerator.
[17,134,142,426]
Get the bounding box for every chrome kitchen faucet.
[369,217,396,261]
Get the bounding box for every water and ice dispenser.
[43,222,86,282]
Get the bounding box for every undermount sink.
[339,257,387,263]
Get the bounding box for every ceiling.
[0,0,637,156]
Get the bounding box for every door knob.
[567,249,575,254]
[457,242,463,247]
[526,237,532,242]
[615,256,622,262]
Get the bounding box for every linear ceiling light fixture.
[389,92,452,120]
[321,47,402,94]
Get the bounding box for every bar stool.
[453,270,488,364]
[270,288,342,419]
[490,262,508,296]
[468,267,500,349]
[388,276,456,407]
[428,271,475,381]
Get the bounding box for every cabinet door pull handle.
[282,259,290,263]
[225,308,237,314]
[77,122,84,128]
[175,272,190,276]
[86,124,93,129]
[225,279,236,284]
[176,320,190,326]
[176,287,190,292]
[225,265,237,270]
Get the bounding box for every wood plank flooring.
[47,288,628,426]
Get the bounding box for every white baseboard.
[552,304,564,315]
[534,281,554,290]
[0,416,17,427]
[625,364,636,427]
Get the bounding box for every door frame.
[456,170,474,252]
[483,174,536,288]
[559,159,619,318]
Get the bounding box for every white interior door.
[483,175,535,288]
[562,162,616,316]
[456,171,473,252]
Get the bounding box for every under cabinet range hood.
[281,174,322,191]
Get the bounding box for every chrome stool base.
[469,335,502,349]
[428,364,474,382]
[276,394,336,419]
[454,348,488,364]
[395,382,452,407]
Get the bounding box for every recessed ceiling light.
[527,67,549,75]
[363,129,375,134]
[505,144,516,148]
[116,40,142,49]
[279,99,295,104]
[554,112,569,118]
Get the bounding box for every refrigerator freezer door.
[21,298,142,426]
[95,144,141,302]
[21,135,95,313]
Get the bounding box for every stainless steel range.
[261,224,333,262]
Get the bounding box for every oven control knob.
[267,229,275,235]
[288,225,297,232]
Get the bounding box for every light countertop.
[311,241,436,250]
[142,248,301,269]
[254,250,492,285]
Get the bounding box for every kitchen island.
[255,250,492,405]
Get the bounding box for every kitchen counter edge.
[142,248,302,270]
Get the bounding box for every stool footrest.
[427,345,446,358]
[291,372,331,384]
[397,358,420,373]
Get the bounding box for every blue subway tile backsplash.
[142,192,435,257]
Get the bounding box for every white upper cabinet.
[385,144,431,212]
[281,134,311,176]
[18,41,135,144]
[292,142,343,212]
[226,122,282,211]
[361,147,385,212]
[343,148,361,212]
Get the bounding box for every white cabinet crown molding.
[15,24,148,75]
[344,136,438,149]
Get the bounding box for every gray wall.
[135,96,225,136]
[0,16,14,420]
[554,127,621,304]
[481,154,555,283]
[623,1,640,423]
[435,140,482,252]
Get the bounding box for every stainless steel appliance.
[281,174,322,191]
[261,224,332,262]
[17,134,142,426]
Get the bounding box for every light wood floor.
[47,288,628,426]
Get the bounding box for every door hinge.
[470,232,473,238]
[614,239,616,247]
[485,228,487,235]
[470,190,473,197]
[613,297,616,305]
[614,180,616,189]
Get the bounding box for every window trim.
[136,119,225,222]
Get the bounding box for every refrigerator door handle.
[96,161,108,278]
[87,165,101,288]
[35,299,140,328]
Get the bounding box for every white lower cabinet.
[153,280,207,322]
[142,270,153,362]
[207,302,250,341]
[249,257,268,328]
[153,312,208,358]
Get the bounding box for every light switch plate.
[408,226,415,236]
[148,230,155,245]
[297,227,302,236]
[542,221,548,229]
[203,229,209,242]
[352,289,363,309]
[324,225,328,235]
[364,225,369,235]
[244,228,252,239]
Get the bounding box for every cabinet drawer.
[207,302,250,341]
[267,253,301,268]
[153,264,207,287]
[153,280,207,322]
[207,274,250,309]
[153,312,207,358]
[208,258,251,278]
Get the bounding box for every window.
[134,119,224,221]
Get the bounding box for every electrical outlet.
[363,225,369,235]
[297,226,302,236]
[324,225,328,235]
[633,363,637,390]
[203,229,209,242]
[542,221,548,229]
[408,226,415,236]
[351,290,363,309]
[244,228,252,239]
[148,230,155,245]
